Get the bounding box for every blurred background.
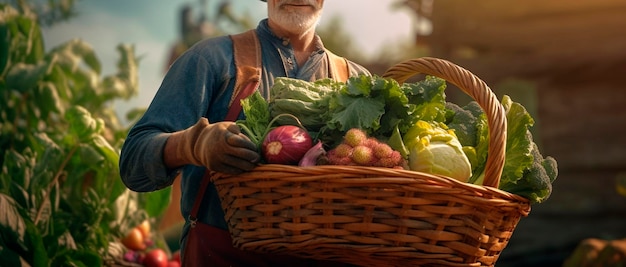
[16,0,626,265]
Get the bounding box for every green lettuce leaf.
[237,90,270,147]
[501,95,536,182]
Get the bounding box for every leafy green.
[237,90,271,147]
[326,75,401,135]
[267,75,447,148]
[501,96,536,183]
[499,142,558,203]
[446,95,558,203]
[269,77,336,130]
[324,75,446,146]
[400,75,448,128]
[445,102,489,183]
[496,96,557,203]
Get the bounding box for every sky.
[41,0,415,123]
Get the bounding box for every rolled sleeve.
[120,131,175,192]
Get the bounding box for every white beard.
[270,0,322,34]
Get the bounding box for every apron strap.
[326,48,350,82]
[226,29,262,121]
[190,30,261,220]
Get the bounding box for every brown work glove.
[172,118,259,174]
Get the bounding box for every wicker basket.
[211,57,532,267]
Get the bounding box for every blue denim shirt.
[119,19,370,251]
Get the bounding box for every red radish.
[262,125,313,165]
[143,248,168,267]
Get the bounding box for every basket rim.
[212,164,531,214]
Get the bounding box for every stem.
[257,113,308,146]
[267,113,305,130]
[238,113,308,151]
[236,122,259,145]
[34,144,78,225]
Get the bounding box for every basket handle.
[382,57,506,188]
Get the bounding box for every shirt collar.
[257,19,324,53]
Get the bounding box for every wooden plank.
[430,4,626,51]
[432,0,626,21]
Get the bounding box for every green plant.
[0,4,170,266]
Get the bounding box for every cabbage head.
[404,120,472,182]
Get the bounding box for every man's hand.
[168,118,260,174]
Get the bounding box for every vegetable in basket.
[239,74,558,204]
[445,95,558,203]
[268,74,448,149]
[493,96,558,203]
[237,91,315,165]
[262,125,313,165]
[403,120,472,182]
[269,77,338,131]
[325,128,404,168]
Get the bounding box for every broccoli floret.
[543,156,559,183]
[445,101,482,147]
[499,142,558,204]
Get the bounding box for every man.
[119,0,370,266]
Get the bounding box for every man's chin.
[274,14,319,33]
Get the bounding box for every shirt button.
[287,58,293,65]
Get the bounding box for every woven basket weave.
[212,57,531,267]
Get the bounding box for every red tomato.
[171,250,181,264]
[143,249,168,267]
[166,261,180,267]
[121,228,146,251]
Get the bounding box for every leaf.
[46,63,71,102]
[237,90,270,146]
[90,135,127,202]
[9,184,29,214]
[1,148,35,195]
[90,135,120,173]
[0,193,28,249]
[31,134,63,192]
[114,44,139,98]
[36,82,64,116]
[501,95,535,182]
[77,142,105,166]
[139,187,172,219]
[15,12,45,63]
[49,39,101,74]
[5,62,49,92]
[327,93,385,132]
[0,237,24,267]
[65,106,99,142]
[50,249,102,267]
[24,219,49,267]
[0,18,10,75]
[402,75,448,124]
